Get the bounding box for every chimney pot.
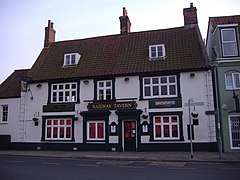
[119,7,131,35]
[44,20,56,47]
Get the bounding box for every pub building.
[0,4,218,151]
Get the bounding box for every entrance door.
[124,121,136,151]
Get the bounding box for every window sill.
[0,122,8,125]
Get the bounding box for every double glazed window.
[97,80,112,100]
[143,76,177,98]
[87,121,105,141]
[225,72,240,90]
[63,53,81,66]
[221,28,238,57]
[153,115,180,140]
[45,119,72,140]
[51,83,77,103]
[0,105,8,122]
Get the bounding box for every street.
[0,155,239,180]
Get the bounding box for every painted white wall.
[0,98,20,142]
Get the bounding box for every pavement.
[1,150,240,163]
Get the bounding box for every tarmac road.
[0,155,240,180]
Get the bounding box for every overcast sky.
[0,0,239,84]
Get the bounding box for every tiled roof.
[28,25,209,81]
[0,69,29,98]
[209,15,240,30]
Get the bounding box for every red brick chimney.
[183,3,198,26]
[44,20,56,47]
[119,7,131,35]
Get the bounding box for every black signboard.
[88,101,137,110]
[149,98,182,109]
[43,104,75,112]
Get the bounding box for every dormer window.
[149,44,166,60]
[221,28,238,57]
[63,53,81,67]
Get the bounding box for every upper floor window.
[221,28,238,57]
[143,76,177,98]
[149,44,166,59]
[51,82,77,103]
[0,105,8,122]
[63,53,81,66]
[225,72,240,90]
[97,80,112,100]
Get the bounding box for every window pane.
[53,85,57,90]
[60,127,64,138]
[226,74,233,88]
[52,92,57,102]
[99,90,104,100]
[163,117,169,123]
[60,120,64,125]
[160,77,167,83]
[99,82,104,87]
[153,86,159,96]
[106,81,111,87]
[47,127,51,138]
[152,78,159,84]
[97,123,104,138]
[66,55,70,64]
[222,29,235,42]
[66,119,72,125]
[234,74,240,88]
[157,46,163,57]
[59,85,63,89]
[106,89,112,100]
[172,125,178,137]
[164,125,170,137]
[155,125,161,137]
[47,120,52,125]
[66,127,71,138]
[144,87,151,96]
[72,91,76,101]
[65,91,70,101]
[155,117,161,123]
[71,54,76,64]
[223,43,238,56]
[72,83,76,89]
[169,76,176,83]
[172,116,178,123]
[54,120,58,125]
[65,84,70,89]
[144,78,150,85]
[89,123,96,138]
[161,86,167,95]
[151,47,156,57]
[53,127,58,138]
[169,85,176,95]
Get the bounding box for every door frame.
[122,120,137,152]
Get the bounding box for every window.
[63,53,81,66]
[1,105,8,122]
[143,76,177,98]
[221,28,238,57]
[153,115,180,140]
[87,121,105,141]
[97,80,112,100]
[51,82,77,103]
[225,72,240,90]
[45,118,72,140]
[149,44,166,59]
[229,115,240,149]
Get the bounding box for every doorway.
[123,121,136,151]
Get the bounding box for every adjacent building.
[206,15,240,151]
[0,4,217,151]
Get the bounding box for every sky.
[0,0,239,84]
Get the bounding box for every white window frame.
[149,44,166,59]
[153,115,180,140]
[225,72,240,90]
[45,118,72,140]
[229,115,240,149]
[51,82,77,103]
[97,80,112,100]
[0,105,8,123]
[63,53,81,66]
[143,76,177,98]
[221,28,238,57]
[87,121,105,141]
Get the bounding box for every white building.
[0,4,217,151]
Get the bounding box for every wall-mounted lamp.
[83,80,89,85]
[124,77,129,82]
[190,73,195,78]
[191,111,199,118]
[32,118,39,126]
[36,84,42,88]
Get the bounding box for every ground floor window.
[87,121,105,141]
[153,115,180,140]
[229,115,240,149]
[45,118,72,140]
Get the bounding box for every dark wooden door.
[124,121,136,151]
